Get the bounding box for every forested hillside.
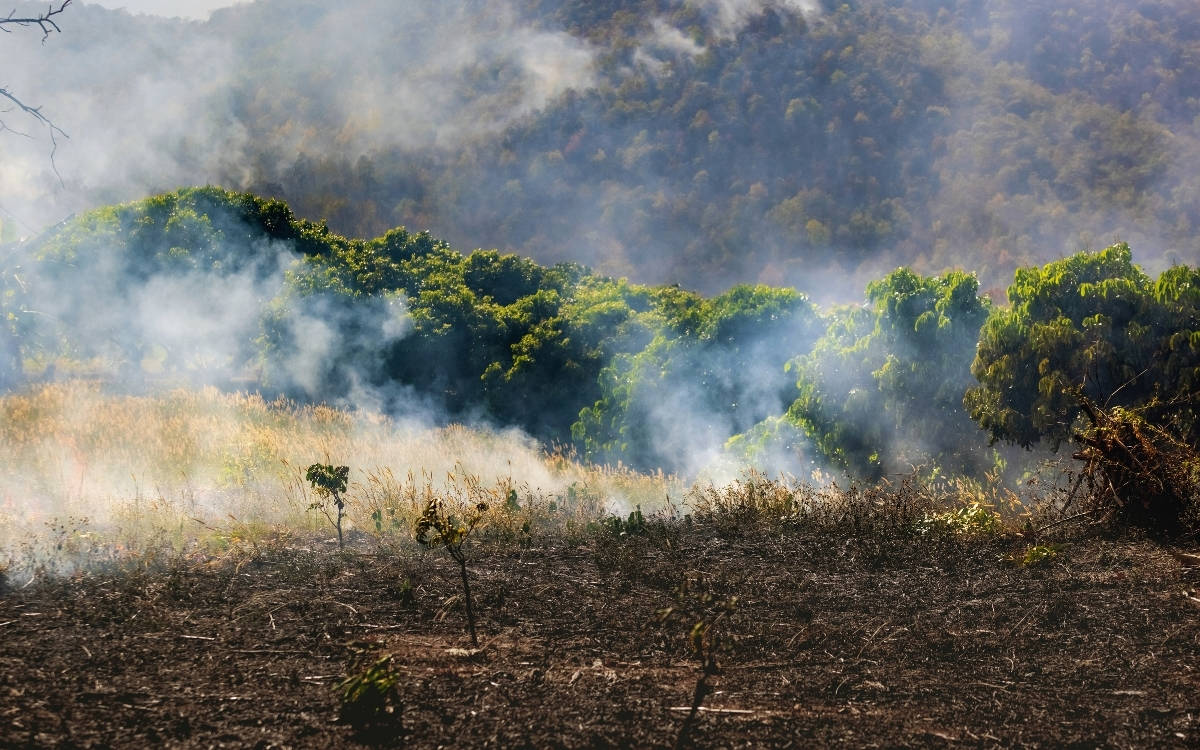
[2,0,1199,294]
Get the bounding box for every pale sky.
[84,0,246,20]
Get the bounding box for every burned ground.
[1,518,1198,749]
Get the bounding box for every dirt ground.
[1,521,1198,749]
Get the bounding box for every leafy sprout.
[658,574,739,749]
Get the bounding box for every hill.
[2,0,1198,295]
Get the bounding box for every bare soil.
[1,522,1198,748]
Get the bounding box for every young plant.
[916,501,1000,537]
[658,575,738,750]
[306,463,350,550]
[338,654,402,727]
[599,504,647,537]
[414,497,488,647]
[1006,543,1062,567]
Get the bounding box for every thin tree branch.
[0,86,68,184]
[0,1,71,41]
[1,2,71,184]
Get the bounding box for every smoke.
[0,190,683,571]
[3,0,1188,492]
[635,340,819,482]
[0,0,598,229]
[263,290,417,415]
[85,0,246,20]
[647,19,706,58]
[10,216,285,385]
[688,0,819,39]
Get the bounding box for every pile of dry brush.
[1071,397,1200,536]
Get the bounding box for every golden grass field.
[0,381,681,577]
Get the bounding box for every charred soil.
[1,521,1198,748]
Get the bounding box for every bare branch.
[0,85,68,184]
[0,1,71,41]
[1,2,71,183]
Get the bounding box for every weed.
[414,497,487,647]
[1006,544,1062,567]
[599,505,646,537]
[369,506,403,536]
[917,502,1001,537]
[388,576,416,605]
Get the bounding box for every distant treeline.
[5,0,1200,294]
[229,0,1200,291]
[3,188,1198,480]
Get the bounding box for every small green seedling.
[306,463,350,550]
[338,654,401,727]
[1014,543,1062,567]
[415,497,487,647]
[658,576,738,750]
[370,506,403,535]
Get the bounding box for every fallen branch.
[1071,396,1199,535]
[668,706,755,715]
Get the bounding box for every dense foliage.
[967,244,1200,450]
[5,189,1200,483]
[781,268,991,478]
[573,284,820,471]
[1,189,823,468]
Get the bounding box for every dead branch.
[1071,395,1199,535]
[0,1,71,40]
[0,2,71,182]
[0,86,67,182]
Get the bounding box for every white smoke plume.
[689,0,819,39]
[0,0,598,230]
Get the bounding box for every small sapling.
[658,575,738,749]
[414,497,487,647]
[306,463,350,550]
[338,654,402,727]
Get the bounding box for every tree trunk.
[458,557,478,648]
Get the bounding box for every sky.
[84,0,244,19]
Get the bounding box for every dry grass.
[0,381,1072,584]
[0,381,679,577]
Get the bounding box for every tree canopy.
[7,189,1200,483]
[967,244,1200,450]
[783,268,992,478]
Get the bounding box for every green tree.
[574,284,820,472]
[786,268,992,478]
[966,244,1200,449]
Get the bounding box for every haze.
[83,0,244,19]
